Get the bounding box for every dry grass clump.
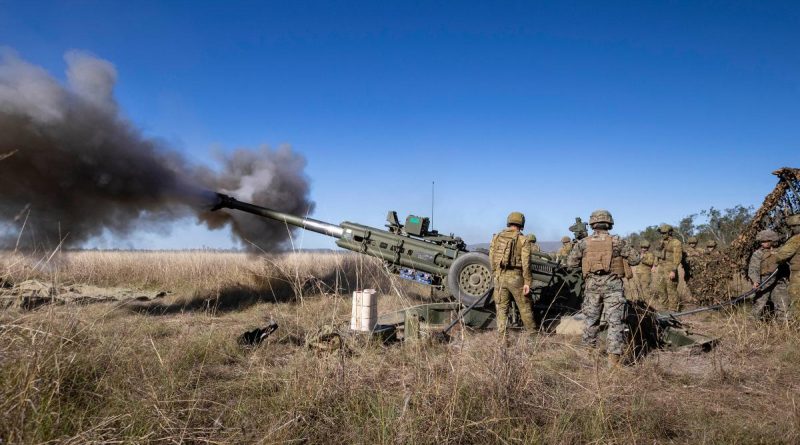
[1,250,799,444]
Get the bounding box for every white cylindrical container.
[350,289,378,332]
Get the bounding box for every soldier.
[489,212,536,341]
[632,240,655,302]
[685,237,699,254]
[749,229,791,321]
[775,214,800,319]
[527,234,542,253]
[567,209,639,366]
[654,224,683,311]
[569,217,589,242]
[556,236,572,263]
[683,236,701,298]
[705,240,718,254]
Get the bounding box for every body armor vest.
[582,234,625,278]
[492,230,523,270]
[760,249,777,276]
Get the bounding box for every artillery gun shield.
[446,252,494,306]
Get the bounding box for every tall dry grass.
[1,250,799,444]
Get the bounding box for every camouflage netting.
[688,167,799,304]
[730,168,800,266]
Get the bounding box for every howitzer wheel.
[447,252,493,306]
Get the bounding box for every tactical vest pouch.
[582,236,613,277]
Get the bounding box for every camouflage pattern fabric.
[748,247,791,321]
[489,228,535,338]
[567,230,640,355]
[632,250,655,302]
[494,271,537,337]
[654,237,683,311]
[775,233,800,318]
[556,242,573,264]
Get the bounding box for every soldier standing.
[775,214,800,319]
[749,230,791,321]
[567,210,639,366]
[654,224,683,311]
[684,237,701,279]
[527,234,542,253]
[490,212,537,341]
[556,236,572,263]
[632,240,655,302]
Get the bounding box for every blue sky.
[2,1,798,249]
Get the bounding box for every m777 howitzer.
[213,193,714,354]
[212,192,582,310]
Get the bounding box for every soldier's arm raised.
[775,235,800,263]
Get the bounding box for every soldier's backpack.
[491,230,521,270]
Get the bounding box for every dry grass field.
[1,250,799,444]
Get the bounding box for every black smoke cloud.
[0,49,314,250]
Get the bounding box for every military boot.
[607,353,622,368]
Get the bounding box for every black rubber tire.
[447,252,494,306]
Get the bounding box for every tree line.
[626,205,754,247]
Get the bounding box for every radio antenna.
[431,181,435,229]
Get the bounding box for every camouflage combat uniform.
[567,210,639,358]
[490,213,536,339]
[654,225,683,311]
[775,215,800,318]
[683,238,700,284]
[556,236,572,264]
[632,241,655,302]
[527,234,541,253]
[748,236,791,321]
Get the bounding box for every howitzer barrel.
[212,193,345,238]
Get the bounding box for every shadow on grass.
[126,265,383,315]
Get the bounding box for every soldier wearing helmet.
[704,239,718,254]
[775,214,800,319]
[489,212,537,341]
[527,233,541,253]
[567,209,640,367]
[654,223,684,311]
[556,236,572,264]
[632,239,655,302]
[749,229,791,321]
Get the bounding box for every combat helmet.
[589,209,614,226]
[756,229,779,242]
[658,223,674,234]
[706,240,718,247]
[528,234,537,243]
[507,212,525,227]
[640,240,651,248]
[561,236,570,243]
[687,236,698,244]
[787,214,800,226]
